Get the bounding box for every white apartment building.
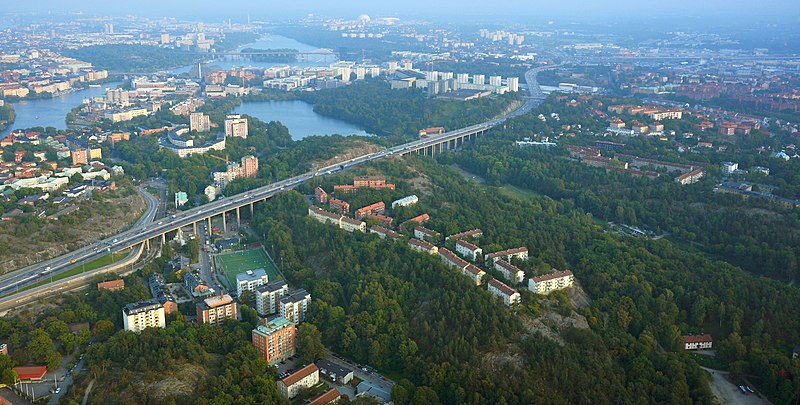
[455,239,482,261]
[189,112,210,132]
[122,301,166,333]
[485,247,529,264]
[528,270,574,295]
[224,114,249,138]
[280,289,311,324]
[494,259,525,283]
[255,279,289,316]
[488,278,521,306]
[236,268,268,297]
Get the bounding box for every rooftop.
[488,278,518,296]
[280,363,319,387]
[236,268,267,283]
[532,270,574,282]
[683,334,713,344]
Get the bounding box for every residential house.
[683,334,713,350]
[236,268,269,297]
[328,198,350,213]
[122,300,166,332]
[315,187,329,204]
[355,201,385,220]
[97,279,125,291]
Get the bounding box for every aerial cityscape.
[0,1,798,404]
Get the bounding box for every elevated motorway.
[0,66,551,305]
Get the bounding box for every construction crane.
[208,152,230,165]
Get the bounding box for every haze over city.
[0,1,797,404]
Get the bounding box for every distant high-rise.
[190,112,211,133]
[240,155,258,178]
[104,23,114,34]
[456,73,470,84]
[473,74,485,85]
[489,75,502,87]
[225,114,249,138]
[507,77,520,92]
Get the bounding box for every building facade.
[528,270,574,295]
[196,294,239,326]
[123,301,166,333]
[252,316,297,364]
[455,239,482,261]
[224,114,249,138]
[278,364,320,399]
[488,278,521,306]
[255,279,289,316]
[236,268,269,297]
[280,289,311,324]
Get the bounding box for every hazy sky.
[6,0,800,20]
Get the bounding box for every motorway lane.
[0,187,160,296]
[0,67,548,300]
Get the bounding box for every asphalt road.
[0,186,159,297]
[0,66,548,304]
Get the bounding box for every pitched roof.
[532,270,573,282]
[488,278,518,296]
[280,363,319,387]
[12,365,47,380]
[465,263,485,276]
[683,334,713,344]
[487,247,528,259]
[456,239,480,251]
[408,238,436,250]
[309,388,342,405]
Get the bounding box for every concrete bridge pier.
[236,207,241,228]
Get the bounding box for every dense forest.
[62,45,201,72]
[243,155,798,404]
[0,103,15,132]
[294,80,520,143]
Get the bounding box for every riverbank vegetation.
[0,104,15,132]
[63,45,201,73]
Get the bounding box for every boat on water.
[88,84,101,88]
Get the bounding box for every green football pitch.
[214,248,281,290]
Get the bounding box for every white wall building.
[528,270,574,295]
[224,114,249,138]
[488,278,521,306]
[280,289,311,324]
[255,279,289,316]
[455,239,482,261]
[236,268,269,297]
[494,259,525,283]
[122,301,166,333]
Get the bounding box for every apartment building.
[445,229,483,241]
[236,269,269,297]
[488,278,521,306]
[355,201,385,219]
[455,239,482,261]
[329,198,350,213]
[255,279,289,316]
[369,225,402,241]
[413,226,438,242]
[122,301,166,333]
[196,294,239,326]
[308,206,366,232]
[252,316,297,364]
[528,270,574,295]
[280,289,311,324]
[408,238,438,255]
[278,364,320,399]
[494,259,525,283]
[485,247,529,264]
[224,114,249,138]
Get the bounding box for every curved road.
[0,186,159,296]
[0,66,549,303]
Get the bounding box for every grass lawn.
[496,184,541,200]
[215,248,281,290]
[691,352,730,371]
